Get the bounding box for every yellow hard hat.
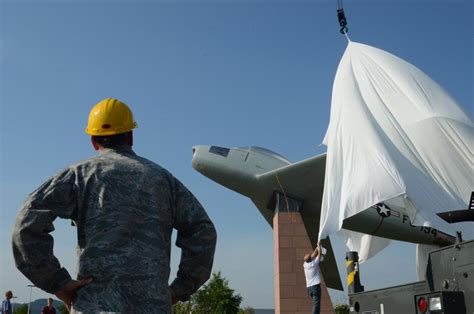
[86,98,137,136]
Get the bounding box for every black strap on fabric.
[337,0,349,34]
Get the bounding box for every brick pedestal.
[274,212,334,314]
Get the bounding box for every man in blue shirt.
[1,291,13,314]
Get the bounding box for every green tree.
[192,272,242,314]
[335,303,350,314]
[57,303,69,314]
[13,304,28,314]
[173,300,194,314]
[238,306,255,314]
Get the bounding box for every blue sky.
[1,0,472,308]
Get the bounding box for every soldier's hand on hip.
[55,278,93,312]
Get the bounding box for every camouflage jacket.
[12,147,217,313]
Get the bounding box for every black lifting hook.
[337,8,348,34]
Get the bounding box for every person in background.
[303,241,322,314]
[1,291,12,314]
[41,298,56,314]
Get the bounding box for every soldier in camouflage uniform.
[12,98,217,313]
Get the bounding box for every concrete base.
[274,212,334,314]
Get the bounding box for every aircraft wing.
[250,153,343,290]
[255,153,326,238]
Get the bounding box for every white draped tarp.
[319,41,473,260]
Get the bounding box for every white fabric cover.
[339,230,390,262]
[319,41,473,259]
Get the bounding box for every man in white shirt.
[303,241,322,314]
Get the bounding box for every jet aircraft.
[191,145,458,291]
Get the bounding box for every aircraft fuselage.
[192,145,455,246]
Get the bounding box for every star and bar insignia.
[371,202,400,218]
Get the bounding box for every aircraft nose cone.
[191,145,206,171]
